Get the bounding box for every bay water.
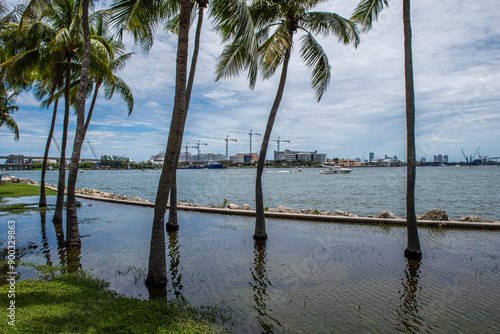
[9,165,500,220]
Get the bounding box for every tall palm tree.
[166,0,209,232]
[351,0,422,259]
[110,0,255,286]
[14,0,86,225]
[0,1,66,207]
[217,0,359,239]
[66,0,92,248]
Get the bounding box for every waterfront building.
[5,154,25,164]
[230,153,258,164]
[369,152,374,163]
[274,149,327,163]
[337,159,362,167]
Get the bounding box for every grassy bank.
[0,273,226,333]
[0,183,57,198]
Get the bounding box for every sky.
[1,0,499,163]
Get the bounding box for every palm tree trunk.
[167,3,206,232]
[146,0,191,288]
[40,98,59,207]
[66,0,91,248]
[83,82,101,137]
[254,47,291,240]
[403,0,421,259]
[53,57,72,224]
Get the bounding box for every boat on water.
[318,164,352,174]
[290,168,302,172]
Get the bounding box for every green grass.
[0,183,57,198]
[0,203,47,214]
[0,272,227,333]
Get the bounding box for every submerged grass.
[0,183,57,198]
[0,272,228,333]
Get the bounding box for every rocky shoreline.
[14,178,499,224]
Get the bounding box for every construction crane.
[191,140,208,162]
[461,147,480,164]
[205,135,237,160]
[52,135,62,155]
[183,142,198,163]
[273,137,290,161]
[230,130,261,155]
[87,141,100,159]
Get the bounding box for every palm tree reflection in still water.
[250,240,281,333]
[397,258,432,333]
[168,231,183,299]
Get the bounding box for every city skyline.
[1,0,499,163]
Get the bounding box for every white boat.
[318,165,352,174]
[290,168,302,172]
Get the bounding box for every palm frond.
[299,33,331,101]
[258,22,292,80]
[350,0,389,32]
[109,0,163,52]
[0,112,20,141]
[110,75,134,115]
[164,12,180,34]
[301,12,360,47]
[215,39,257,89]
[111,52,134,71]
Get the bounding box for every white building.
[274,149,327,163]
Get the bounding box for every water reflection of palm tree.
[52,212,66,267]
[250,240,281,333]
[397,258,429,333]
[66,246,82,273]
[168,232,183,299]
[39,210,52,266]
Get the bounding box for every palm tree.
[217,0,359,239]
[66,0,92,248]
[351,0,422,259]
[110,0,255,286]
[14,0,87,225]
[166,0,209,232]
[110,0,192,287]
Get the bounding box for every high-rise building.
[369,152,374,163]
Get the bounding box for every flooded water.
[2,196,499,333]
[8,165,500,220]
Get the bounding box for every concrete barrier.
[70,191,500,230]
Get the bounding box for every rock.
[284,207,301,214]
[458,215,496,223]
[420,209,450,221]
[320,211,333,216]
[241,204,250,210]
[267,208,278,212]
[333,210,349,217]
[378,211,399,219]
[276,205,286,212]
[348,213,359,218]
[367,215,376,218]
[227,203,240,210]
[301,208,315,214]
